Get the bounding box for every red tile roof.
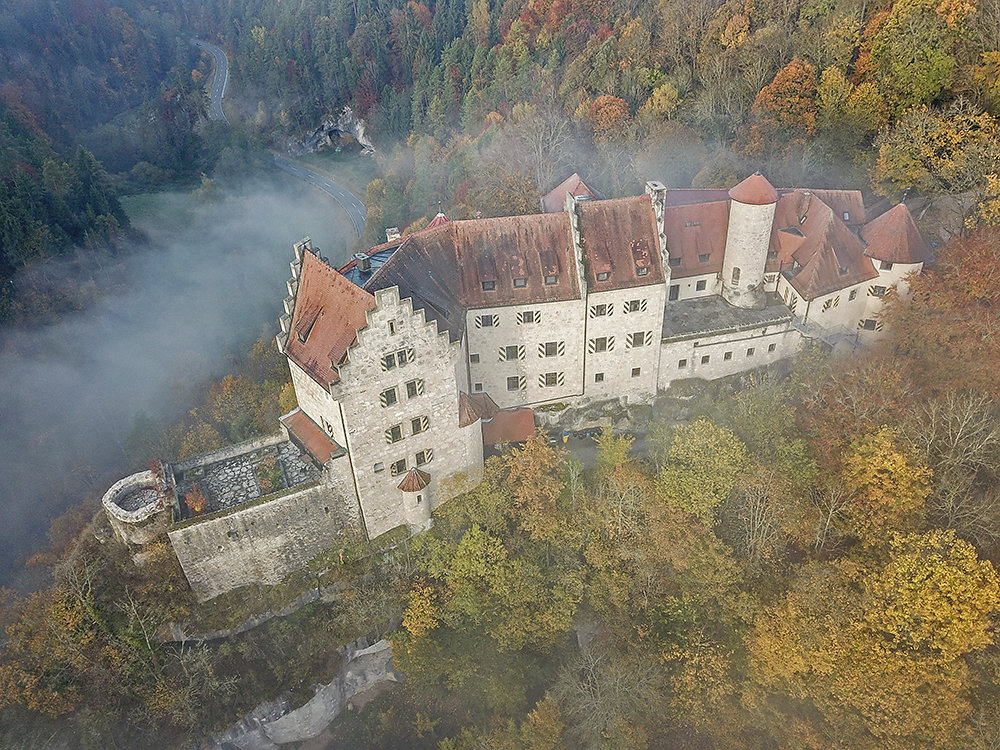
[482,408,536,445]
[578,196,664,288]
[459,391,500,428]
[426,212,452,229]
[861,204,932,264]
[397,467,431,492]
[662,201,730,279]
[664,188,730,206]
[285,250,377,389]
[772,191,878,300]
[280,409,344,464]
[807,190,866,226]
[729,174,779,205]
[541,173,600,213]
[366,213,581,340]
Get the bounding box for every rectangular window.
[405,379,424,398]
[386,424,403,443]
[545,274,558,285]
[870,285,887,297]
[379,387,398,407]
[540,372,564,387]
[390,458,407,476]
[481,280,496,291]
[701,355,710,364]
[861,319,877,331]
[631,367,641,378]
[696,280,706,291]
[768,343,776,352]
[507,375,526,391]
[411,416,429,435]
[669,257,681,267]
[373,462,384,473]
[415,449,433,466]
[514,277,527,288]
[698,253,710,263]
[724,351,732,361]
[474,382,483,391]
[540,341,564,357]
[591,336,609,353]
[388,320,396,335]
[476,314,497,328]
[594,372,604,383]
[502,344,523,361]
[624,299,646,313]
[849,289,858,301]
[383,353,397,370]
[669,284,679,301]
[470,353,480,364]
[678,359,687,368]
[589,303,610,318]
[880,260,894,271]
[518,310,537,324]
[747,347,755,356]
[630,331,646,348]
[636,266,649,276]
[597,271,610,281]
[383,348,414,370]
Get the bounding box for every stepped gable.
[286,250,377,389]
[861,204,932,264]
[541,172,600,213]
[577,196,664,288]
[773,190,878,300]
[729,173,779,205]
[661,200,730,278]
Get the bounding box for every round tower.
[722,173,778,309]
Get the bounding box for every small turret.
[722,174,777,309]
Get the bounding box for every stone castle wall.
[168,480,355,602]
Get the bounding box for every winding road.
[272,156,367,238]
[192,39,367,237]
[191,39,229,125]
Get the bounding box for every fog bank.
[0,176,353,581]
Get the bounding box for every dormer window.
[839,267,848,276]
[545,274,558,285]
[698,253,710,263]
[597,271,610,282]
[513,277,527,288]
[636,267,649,276]
[482,280,495,291]
[669,257,681,267]
[843,212,850,221]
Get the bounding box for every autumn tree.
[740,58,819,161]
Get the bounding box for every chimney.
[385,227,401,242]
[354,252,372,272]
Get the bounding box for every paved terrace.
[661,294,792,342]
[173,438,321,517]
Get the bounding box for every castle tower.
[722,173,778,309]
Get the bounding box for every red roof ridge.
[397,467,431,492]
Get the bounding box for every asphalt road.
[191,39,367,238]
[192,39,230,125]
[273,156,368,238]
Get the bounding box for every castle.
[102,173,931,601]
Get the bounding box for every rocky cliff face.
[288,106,375,155]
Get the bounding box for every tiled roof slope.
[773,191,878,300]
[662,200,729,279]
[366,213,580,340]
[280,408,343,463]
[861,204,932,264]
[541,173,600,213]
[806,190,866,226]
[578,196,664,288]
[285,250,377,388]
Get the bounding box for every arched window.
[731,266,741,286]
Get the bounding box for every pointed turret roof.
[861,204,932,264]
[397,468,431,492]
[729,173,779,205]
